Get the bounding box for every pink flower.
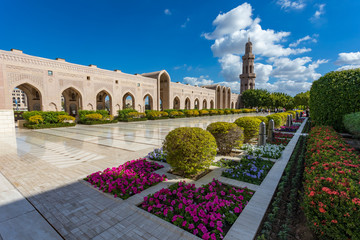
[178,203,183,209]
[193,229,198,235]
[234,207,240,213]
[188,224,194,229]
[216,221,223,227]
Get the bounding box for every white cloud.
[204,4,311,58]
[276,0,306,10]
[270,57,328,81]
[218,54,242,82]
[289,35,317,47]
[336,65,360,71]
[181,17,190,28]
[203,3,253,40]
[174,64,193,71]
[310,4,326,21]
[254,63,273,83]
[335,51,360,65]
[183,76,214,86]
[164,9,172,15]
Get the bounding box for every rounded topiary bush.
[310,69,360,131]
[163,127,217,177]
[255,116,269,126]
[266,114,282,128]
[234,117,262,143]
[207,122,244,155]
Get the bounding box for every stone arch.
[231,102,234,109]
[115,104,121,112]
[216,85,221,109]
[203,99,207,109]
[87,103,94,110]
[123,92,135,109]
[96,89,113,115]
[210,100,214,109]
[222,87,226,109]
[12,83,43,111]
[143,94,153,111]
[194,98,199,109]
[49,102,57,111]
[173,96,180,110]
[185,97,191,110]
[227,88,231,109]
[159,71,171,110]
[61,87,83,116]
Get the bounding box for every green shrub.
[266,114,282,128]
[310,69,360,131]
[218,110,224,115]
[343,112,360,138]
[209,110,218,115]
[23,111,68,124]
[58,115,75,122]
[79,110,108,120]
[207,122,244,155]
[29,115,43,124]
[117,109,138,120]
[199,110,209,116]
[163,127,217,177]
[24,122,76,129]
[85,113,103,120]
[234,117,262,143]
[254,116,269,126]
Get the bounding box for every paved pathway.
[1,113,269,240]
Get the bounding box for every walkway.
[0,113,266,240]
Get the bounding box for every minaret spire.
[240,39,256,94]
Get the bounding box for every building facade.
[12,88,28,111]
[0,48,240,132]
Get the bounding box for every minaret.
[240,38,256,94]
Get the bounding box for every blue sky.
[1,0,359,95]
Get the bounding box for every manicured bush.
[163,127,217,177]
[117,109,138,120]
[343,112,360,138]
[29,115,43,124]
[23,111,68,124]
[266,114,282,128]
[286,110,296,118]
[85,113,103,120]
[168,111,185,118]
[254,116,269,126]
[127,112,146,119]
[224,109,232,114]
[218,110,224,115]
[24,122,76,129]
[146,110,169,120]
[310,69,360,131]
[199,110,209,116]
[79,110,108,120]
[303,126,360,239]
[207,122,244,155]
[57,115,75,123]
[209,109,218,115]
[234,117,262,143]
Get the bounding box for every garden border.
[223,118,308,240]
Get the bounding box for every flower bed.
[213,156,274,185]
[85,159,166,199]
[140,179,254,239]
[276,125,299,132]
[273,132,294,139]
[270,137,291,146]
[147,148,167,162]
[242,144,285,159]
[303,126,360,239]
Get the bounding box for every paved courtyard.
[0,113,266,240]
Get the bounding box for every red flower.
[319,207,326,213]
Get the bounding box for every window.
[87,76,90,80]
[48,70,53,76]
[137,83,140,87]
[115,80,119,84]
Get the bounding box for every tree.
[294,91,310,108]
[241,89,270,108]
[270,92,294,110]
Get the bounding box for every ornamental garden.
[20,68,360,239]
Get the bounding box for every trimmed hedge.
[234,117,262,143]
[23,111,68,124]
[24,122,76,129]
[343,112,360,138]
[163,127,217,177]
[117,109,138,120]
[207,122,244,155]
[310,69,360,131]
[303,126,360,239]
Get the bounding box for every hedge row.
[303,126,360,239]
[343,112,360,138]
[310,69,360,131]
[24,122,76,129]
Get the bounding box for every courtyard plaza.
[0,113,272,240]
